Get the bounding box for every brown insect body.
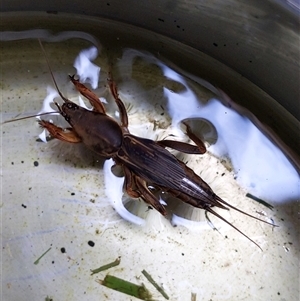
[38,69,274,250]
[61,102,123,157]
[12,41,272,249]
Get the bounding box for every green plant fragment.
[34,247,52,265]
[97,275,153,300]
[246,193,273,210]
[141,269,169,300]
[90,256,121,275]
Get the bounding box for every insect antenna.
[38,39,71,103]
[2,111,60,125]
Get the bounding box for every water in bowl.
[1,15,299,301]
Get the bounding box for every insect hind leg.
[69,75,107,114]
[107,71,129,131]
[182,120,206,154]
[133,176,167,216]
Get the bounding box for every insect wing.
[119,135,218,205]
[120,135,183,186]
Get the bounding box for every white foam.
[73,46,100,89]
[78,95,92,110]
[36,86,59,117]
[38,129,48,143]
[152,59,300,203]
[36,86,60,143]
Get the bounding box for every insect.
[5,42,274,249]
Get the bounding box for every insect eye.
[66,103,78,110]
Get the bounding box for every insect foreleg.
[39,120,81,143]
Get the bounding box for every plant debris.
[96,275,153,300]
[90,256,121,275]
[246,193,273,210]
[191,292,197,301]
[142,269,169,300]
[34,247,51,265]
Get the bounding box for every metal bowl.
[1,1,299,301]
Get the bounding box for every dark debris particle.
[88,240,95,247]
[60,247,66,253]
[21,160,24,163]
[71,192,75,196]
[181,253,185,256]
[158,18,165,22]
[33,161,39,167]
[21,204,27,208]
[11,162,14,165]
[52,261,55,264]
[213,42,218,47]
[107,2,110,6]
[221,173,225,176]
